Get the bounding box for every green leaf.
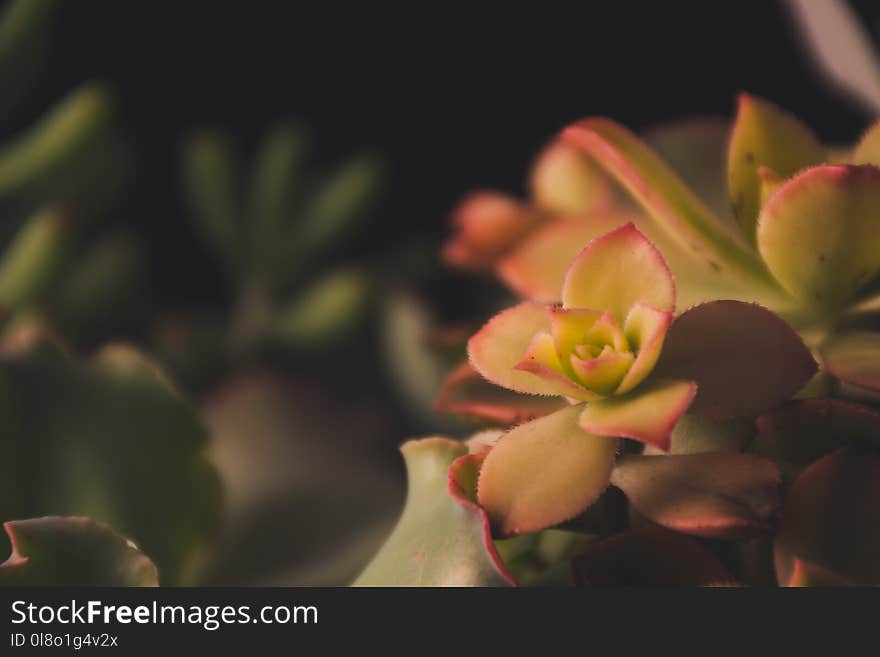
[477,405,618,536]
[727,94,825,241]
[355,438,514,586]
[0,334,221,584]
[563,118,772,289]
[272,267,371,349]
[247,121,309,281]
[757,165,880,314]
[292,152,385,262]
[0,0,56,121]
[643,413,755,455]
[0,206,70,308]
[0,516,158,586]
[182,130,241,271]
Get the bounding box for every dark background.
[25,1,880,305]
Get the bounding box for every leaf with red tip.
[355,438,514,586]
[562,118,770,287]
[468,302,561,397]
[611,453,781,539]
[757,165,880,313]
[498,211,629,302]
[477,405,618,536]
[529,139,614,214]
[727,94,825,241]
[0,516,158,586]
[774,447,880,586]
[821,331,880,391]
[752,398,880,467]
[442,191,540,271]
[617,302,672,394]
[571,526,734,587]
[653,300,817,420]
[578,379,696,451]
[435,361,566,426]
[561,223,675,322]
[514,331,599,401]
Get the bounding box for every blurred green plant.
[158,122,385,388]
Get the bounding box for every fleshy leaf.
[443,191,540,271]
[653,300,816,419]
[727,94,825,240]
[498,211,629,302]
[436,361,566,425]
[0,335,220,584]
[785,0,880,115]
[752,398,880,468]
[821,331,880,391]
[515,331,599,401]
[617,302,672,394]
[562,118,770,287]
[477,405,618,536]
[354,438,514,586]
[611,453,781,539]
[852,120,880,165]
[469,302,572,397]
[646,118,733,222]
[0,516,158,586]
[571,526,734,587]
[561,223,675,322]
[529,138,613,214]
[774,447,880,586]
[578,379,696,451]
[644,414,755,456]
[757,165,880,313]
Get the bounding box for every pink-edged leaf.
[442,191,541,271]
[0,516,158,586]
[774,447,880,586]
[529,138,615,214]
[616,302,672,394]
[571,525,735,587]
[752,398,880,467]
[435,360,566,426]
[498,211,630,302]
[611,453,781,539]
[727,94,825,241]
[821,331,880,391]
[514,330,600,401]
[477,405,618,536]
[562,118,771,287]
[467,302,561,397]
[354,438,514,586]
[653,300,817,419]
[757,165,880,313]
[561,223,675,322]
[578,379,697,451]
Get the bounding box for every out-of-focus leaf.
[572,526,735,587]
[198,370,403,586]
[643,413,755,456]
[611,453,781,539]
[247,121,309,281]
[0,83,115,199]
[182,130,241,271]
[50,233,143,341]
[272,267,371,349]
[774,447,880,586]
[292,152,385,262]
[0,516,158,586]
[0,0,56,122]
[497,529,595,587]
[785,0,880,115]
[0,206,70,308]
[355,439,514,586]
[821,330,880,392]
[0,334,221,584]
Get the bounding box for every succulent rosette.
[465,222,815,535]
